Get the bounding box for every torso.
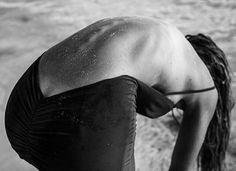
[38,16,215,106]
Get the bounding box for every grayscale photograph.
[0,0,236,171]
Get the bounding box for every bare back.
[38,16,215,105]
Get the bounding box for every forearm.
[169,107,212,171]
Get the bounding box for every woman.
[5,16,234,171]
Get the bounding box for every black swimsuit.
[5,55,215,171]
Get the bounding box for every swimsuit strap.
[167,85,216,126]
[164,86,216,96]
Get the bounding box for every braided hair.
[185,34,235,171]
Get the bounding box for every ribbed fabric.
[5,55,175,171]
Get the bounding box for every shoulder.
[153,23,218,110]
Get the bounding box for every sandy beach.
[0,0,236,170]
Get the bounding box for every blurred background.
[0,0,236,170]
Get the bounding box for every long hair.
[185,34,235,171]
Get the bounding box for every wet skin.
[38,16,218,171]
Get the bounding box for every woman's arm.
[168,88,218,171]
